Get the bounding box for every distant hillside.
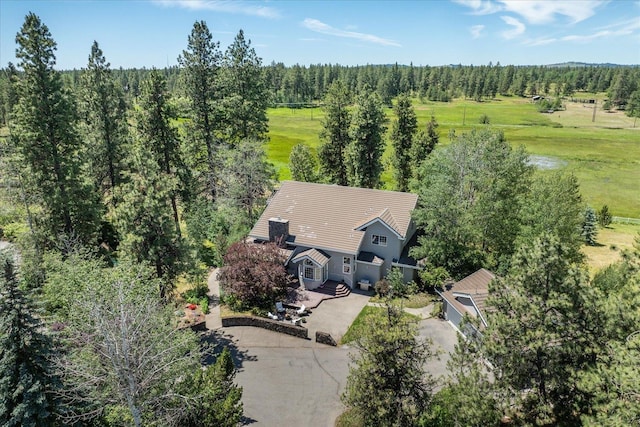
[546,62,638,68]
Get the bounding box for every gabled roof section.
[291,248,330,267]
[437,268,496,328]
[249,181,419,254]
[354,207,403,238]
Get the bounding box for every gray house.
[437,268,495,337]
[248,181,421,290]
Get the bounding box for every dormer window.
[372,234,387,246]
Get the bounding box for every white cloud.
[152,0,280,18]
[301,18,401,47]
[501,0,604,24]
[562,18,640,42]
[470,24,485,38]
[501,16,525,39]
[452,0,502,15]
[453,0,605,24]
[524,37,557,46]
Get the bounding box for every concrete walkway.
[205,268,222,330]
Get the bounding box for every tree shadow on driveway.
[200,329,258,370]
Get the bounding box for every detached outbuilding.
[437,268,495,337]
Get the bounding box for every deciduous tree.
[218,241,292,310]
[517,171,584,262]
[411,129,532,278]
[55,264,201,427]
[217,139,276,226]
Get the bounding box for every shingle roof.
[249,181,418,254]
[354,207,402,237]
[439,268,495,327]
[292,248,331,266]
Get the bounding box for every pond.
[527,155,568,170]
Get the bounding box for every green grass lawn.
[340,305,420,345]
[267,95,640,217]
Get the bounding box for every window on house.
[372,234,387,246]
[343,256,351,274]
[304,266,315,280]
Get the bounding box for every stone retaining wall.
[221,315,308,339]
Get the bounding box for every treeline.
[3,59,639,125]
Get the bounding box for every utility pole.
[592,101,597,123]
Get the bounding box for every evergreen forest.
[0,12,639,427]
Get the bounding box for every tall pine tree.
[318,80,351,185]
[78,41,128,204]
[114,146,184,299]
[10,13,100,246]
[345,87,387,188]
[391,94,417,192]
[221,29,269,144]
[136,69,185,236]
[178,20,222,197]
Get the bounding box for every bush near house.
[218,241,293,310]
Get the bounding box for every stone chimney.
[268,217,289,247]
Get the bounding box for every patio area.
[284,280,354,309]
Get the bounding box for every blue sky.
[1,0,639,70]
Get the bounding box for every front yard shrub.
[218,241,293,311]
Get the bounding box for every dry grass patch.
[583,223,640,274]
[549,100,638,129]
[219,305,253,318]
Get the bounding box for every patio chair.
[267,312,278,320]
[296,304,306,315]
[275,301,285,314]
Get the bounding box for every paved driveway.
[418,317,460,379]
[303,289,371,343]
[205,270,459,426]
[205,326,353,427]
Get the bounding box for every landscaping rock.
[222,315,308,339]
[315,331,337,346]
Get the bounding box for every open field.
[582,222,640,274]
[267,94,640,217]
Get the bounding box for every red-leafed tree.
[218,241,292,310]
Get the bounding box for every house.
[248,181,421,290]
[437,268,495,337]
